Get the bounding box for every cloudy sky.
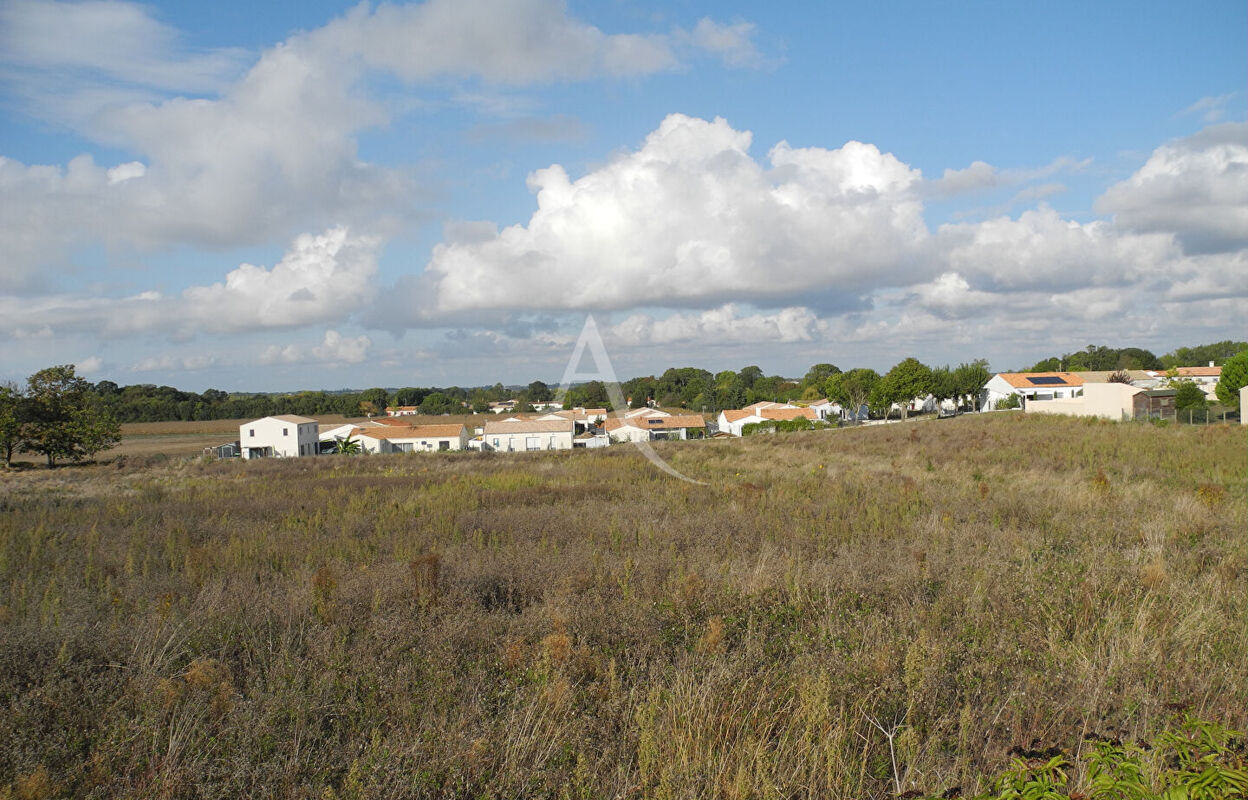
[1,0,1245,391]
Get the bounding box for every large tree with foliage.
[824,368,879,422]
[20,365,120,466]
[0,382,24,468]
[877,358,935,421]
[1215,350,1248,408]
[952,360,992,411]
[800,363,841,392]
[1161,340,1248,369]
[419,392,457,415]
[526,380,553,403]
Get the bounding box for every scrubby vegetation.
[0,414,1243,798]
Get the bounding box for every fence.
[1131,407,1241,425]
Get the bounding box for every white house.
[385,405,420,416]
[603,414,706,442]
[1024,382,1144,421]
[980,372,1085,411]
[715,406,816,436]
[358,424,468,454]
[482,419,574,451]
[806,399,837,421]
[240,415,320,459]
[1241,386,1247,424]
[623,407,671,419]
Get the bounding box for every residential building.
[1026,383,1178,421]
[240,415,320,459]
[715,406,815,436]
[980,372,1085,410]
[482,419,574,451]
[358,424,469,454]
[603,414,706,442]
[385,406,420,416]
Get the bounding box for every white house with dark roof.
[240,415,320,459]
[980,372,1085,411]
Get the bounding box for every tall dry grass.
[0,414,1243,798]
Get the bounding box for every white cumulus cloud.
[415,113,928,318]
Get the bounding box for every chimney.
[1209,361,1215,367]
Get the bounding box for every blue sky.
[1,0,1244,391]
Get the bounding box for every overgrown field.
[0,414,1244,798]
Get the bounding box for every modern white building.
[715,406,817,436]
[603,414,706,442]
[357,424,468,454]
[240,415,320,459]
[980,372,1085,411]
[482,419,575,451]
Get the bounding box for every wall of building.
[1025,383,1138,420]
[240,418,319,459]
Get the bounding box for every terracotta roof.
[1176,366,1221,377]
[370,416,419,426]
[760,407,817,421]
[997,372,1084,389]
[269,414,317,424]
[624,407,669,418]
[744,401,786,413]
[360,424,466,440]
[483,419,574,435]
[721,409,756,423]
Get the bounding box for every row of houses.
[226,364,1237,459]
[981,364,1226,420]
[233,405,713,459]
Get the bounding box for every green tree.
[526,380,553,403]
[824,368,879,422]
[930,366,957,413]
[0,382,24,468]
[1161,340,1248,368]
[953,359,991,411]
[878,358,934,421]
[419,392,456,415]
[21,365,120,466]
[359,387,390,411]
[1172,380,1209,413]
[332,436,361,455]
[800,363,841,393]
[1215,350,1248,408]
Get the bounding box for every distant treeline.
[1026,340,1247,372]
[72,340,1244,423]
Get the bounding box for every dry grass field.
[0,414,1244,798]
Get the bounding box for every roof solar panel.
[1027,376,1067,385]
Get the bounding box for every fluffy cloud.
[418,114,928,317]
[608,304,820,347]
[309,0,679,83]
[0,227,380,338]
[260,330,371,366]
[938,206,1179,293]
[1096,122,1248,253]
[682,18,767,69]
[0,0,763,290]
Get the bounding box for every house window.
[439,441,450,451]
[526,436,541,451]
[283,428,289,436]
[249,429,254,437]
[492,438,500,448]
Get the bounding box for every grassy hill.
[0,414,1243,798]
